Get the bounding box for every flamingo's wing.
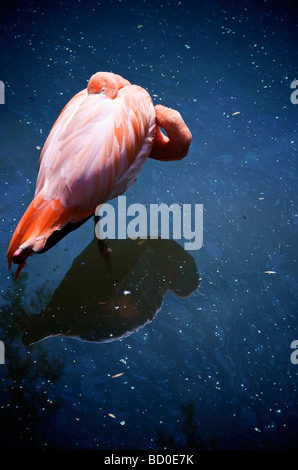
[36,85,156,217]
[7,85,156,277]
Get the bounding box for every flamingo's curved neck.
[149,105,192,161]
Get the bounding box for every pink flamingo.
[7,72,192,279]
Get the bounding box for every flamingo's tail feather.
[7,193,87,279]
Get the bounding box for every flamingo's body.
[7,72,192,279]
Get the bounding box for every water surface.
[0,0,297,450]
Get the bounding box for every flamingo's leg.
[94,215,113,278]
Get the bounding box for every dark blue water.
[0,0,297,450]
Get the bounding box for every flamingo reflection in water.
[16,238,200,345]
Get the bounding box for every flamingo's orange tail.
[7,193,83,280]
